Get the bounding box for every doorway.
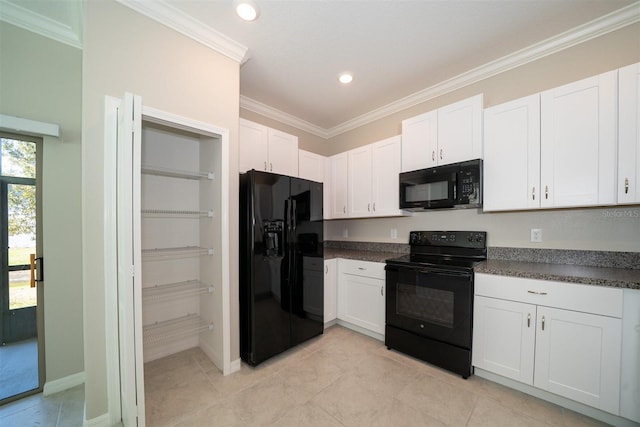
[0,134,43,403]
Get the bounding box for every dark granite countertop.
[475,260,640,290]
[323,241,640,291]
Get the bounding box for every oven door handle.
[418,268,473,279]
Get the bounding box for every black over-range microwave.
[399,159,482,210]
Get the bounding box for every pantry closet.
[108,93,230,426]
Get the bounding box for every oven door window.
[397,283,454,328]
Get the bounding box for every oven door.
[386,264,473,349]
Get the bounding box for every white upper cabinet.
[483,94,541,211]
[348,136,402,218]
[540,70,617,208]
[401,95,483,172]
[401,110,437,171]
[371,136,402,216]
[239,118,298,177]
[298,149,325,183]
[329,152,349,218]
[437,94,484,165]
[618,62,640,204]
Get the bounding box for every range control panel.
[409,230,486,249]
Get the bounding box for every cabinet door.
[534,306,622,414]
[371,136,402,216]
[483,95,541,211]
[329,152,348,218]
[324,259,337,324]
[620,289,640,422]
[437,94,483,165]
[473,296,536,384]
[298,149,325,182]
[338,273,385,334]
[401,110,437,171]
[540,70,617,208]
[348,145,373,217]
[618,62,640,204]
[239,118,268,173]
[267,128,298,176]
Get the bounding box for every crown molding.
[115,0,248,64]
[240,96,330,138]
[244,3,640,139]
[0,0,82,49]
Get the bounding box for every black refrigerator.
[240,170,324,366]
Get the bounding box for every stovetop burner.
[386,230,487,269]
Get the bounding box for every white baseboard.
[199,339,223,371]
[227,358,241,375]
[83,412,110,427]
[43,371,85,396]
[336,320,384,342]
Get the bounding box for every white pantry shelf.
[142,246,214,261]
[142,280,213,302]
[143,314,213,346]
[141,164,213,180]
[141,209,214,218]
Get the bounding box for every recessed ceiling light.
[338,73,353,84]
[234,0,259,21]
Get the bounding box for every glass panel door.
[0,136,40,402]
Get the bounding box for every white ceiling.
[3,0,638,137]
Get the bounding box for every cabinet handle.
[541,316,545,331]
[381,286,384,296]
[545,185,549,200]
[264,161,267,171]
[358,267,366,270]
[432,150,435,162]
[373,203,376,211]
[527,290,547,295]
[343,206,346,214]
[532,187,535,200]
[368,203,371,212]
[439,149,443,160]
[625,177,629,194]
[325,265,328,274]
[527,313,531,328]
[270,163,273,172]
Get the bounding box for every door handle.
[532,187,535,201]
[545,185,549,200]
[30,254,36,288]
[527,313,531,328]
[30,255,44,285]
[625,178,629,194]
[380,286,384,296]
[541,316,545,331]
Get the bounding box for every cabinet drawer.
[475,273,623,318]
[339,259,385,279]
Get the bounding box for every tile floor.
[0,384,84,426]
[145,325,609,427]
[0,325,611,426]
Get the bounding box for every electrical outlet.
[342,228,348,238]
[391,228,398,239]
[531,228,542,243]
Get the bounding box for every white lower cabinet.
[473,274,623,415]
[324,259,337,325]
[337,259,385,336]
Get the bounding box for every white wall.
[0,21,84,386]
[326,207,640,252]
[82,1,240,420]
